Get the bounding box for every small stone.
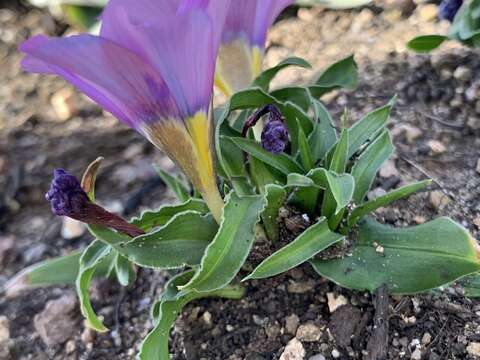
[473,218,480,229]
[427,140,447,155]
[280,338,305,360]
[476,159,480,174]
[404,125,422,144]
[226,324,234,332]
[81,328,95,344]
[367,188,387,201]
[467,342,480,357]
[23,243,47,264]
[287,280,314,294]
[429,191,451,211]
[331,349,341,359]
[411,348,422,360]
[296,323,321,342]
[266,321,281,339]
[0,316,10,343]
[285,314,300,335]
[375,244,385,254]
[61,217,86,239]
[51,87,77,121]
[414,216,426,224]
[308,355,326,360]
[65,339,76,354]
[34,293,78,346]
[202,311,213,328]
[327,293,348,313]
[422,333,432,345]
[417,4,438,21]
[453,66,472,82]
[379,159,399,178]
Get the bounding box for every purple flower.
[215,0,294,96]
[261,119,289,154]
[20,0,230,221]
[46,169,144,237]
[439,0,463,22]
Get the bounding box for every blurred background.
[1,1,480,359]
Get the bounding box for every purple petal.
[223,0,293,47]
[100,0,230,116]
[20,34,180,128]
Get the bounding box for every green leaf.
[272,87,311,111]
[139,270,245,360]
[262,184,287,242]
[115,253,136,287]
[298,124,315,171]
[311,217,480,294]
[122,211,217,269]
[287,173,319,188]
[329,129,349,173]
[351,130,394,204]
[154,166,190,202]
[281,101,314,154]
[407,35,448,53]
[287,173,321,215]
[244,217,344,280]
[181,192,266,293]
[231,137,303,175]
[348,180,432,227]
[219,135,246,178]
[462,273,480,297]
[77,240,112,332]
[230,88,279,110]
[249,155,286,191]
[348,100,394,158]
[131,199,208,232]
[310,55,358,97]
[308,100,337,163]
[254,57,311,90]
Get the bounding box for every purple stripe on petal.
[19,34,180,129]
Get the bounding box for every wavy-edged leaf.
[244,217,344,280]
[407,35,448,53]
[311,217,480,294]
[154,166,190,202]
[115,253,136,286]
[271,87,312,111]
[462,273,480,298]
[287,173,321,215]
[77,240,112,332]
[309,99,337,163]
[231,137,303,175]
[250,155,286,191]
[329,129,349,173]
[229,87,279,110]
[262,184,287,243]
[139,270,245,360]
[130,199,208,232]
[348,180,432,227]
[309,55,358,98]
[351,130,394,204]
[254,57,311,90]
[348,100,394,158]
[122,211,217,269]
[181,192,266,293]
[298,124,314,171]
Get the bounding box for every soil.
[1,1,480,360]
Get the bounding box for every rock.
[81,327,95,345]
[34,293,78,346]
[391,124,422,144]
[328,305,362,348]
[411,348,422,360]
[331,349,341,359]
[453,66,472,82]
[427,140,447,155]
[226,324,234,332]
[265,321,281,339]
[475,101,480,115]
[422,333,432,345]
[429,191,451,211]
[0,316,10,343]
[467,342,480,357]
[414,215,426,224]
[65,339,76,354]
[0,235,14,268]
[280,338,305,360]
[23,243,47,264]
[379,159,399,178]
[51,87,77,121]
[473,218,480,229]
[367,187,387,201]
[417,4,437,21]
[308,355,326,360]
[296,323,321,342]
[285,314,300,335]
[468,116,480,130]
[202,311,213,328]
[61,217,85,239]
[327,293,348,313]
[287,280,314,294]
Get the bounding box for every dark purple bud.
[439,0,463,22]
[46,169,144,237]
[261,120,289,154]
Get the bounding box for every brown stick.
[366,285,389,360]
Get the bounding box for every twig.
[366,285,389,360]
[416,110,464,129]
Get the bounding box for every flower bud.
[46,169,144,238]
[261,119,289,154]
[439,0,463,22]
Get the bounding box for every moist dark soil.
[1,2,480,360]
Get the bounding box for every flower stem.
[202,186,224,224]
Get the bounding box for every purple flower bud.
[439,0,463,22]
[46,169,89,217]
[261,120,289,154]
[46,169,144,237]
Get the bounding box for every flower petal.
[19,34,179,128]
